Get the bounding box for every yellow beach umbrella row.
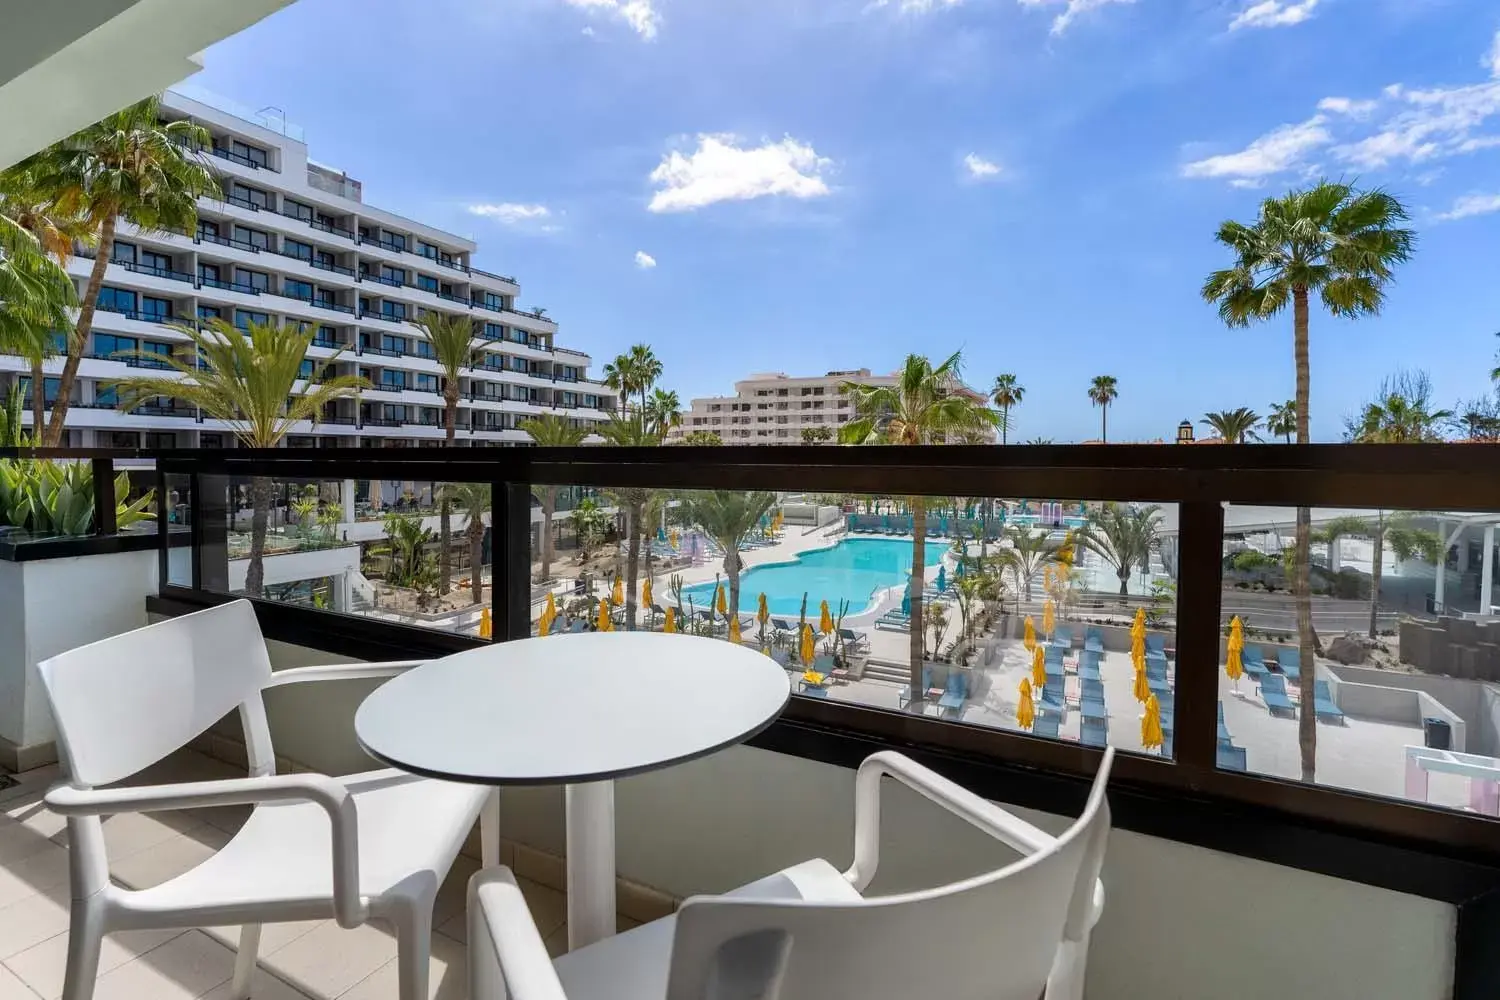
[1017,678,1036,730]
[820,600,834,635]
[664,607,678,633]
[1032,644,1047,691]
[596,598,613,632]
[1141,693,1164,750]
[716,585,727,616]
[1023,616,1036,653]
[1132,652,1149,703]
[1042,599,1056,638]
[757,593,770,627]
[801,623,816,665]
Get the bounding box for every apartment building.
[669,368,994,444]
[2,91,617,448]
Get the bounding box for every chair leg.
[230,924,262,999]
[392,902,433,1000]
[60,900,106,1000]
[481,789,500,867]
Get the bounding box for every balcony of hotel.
[0,444,1494,1000]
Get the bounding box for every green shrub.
[0,461,155,537]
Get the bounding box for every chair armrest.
[469,867,569,1000]
[262,660,428,688]
[47,774,366,928]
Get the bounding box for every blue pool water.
[680,537,946,616]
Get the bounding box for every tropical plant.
[1077,502,1164,597]
[410,311,481,594]
[0,390,27,447]
[105,318,367,597]
[1201,408,1262,443]
[1451,396,1500,442]
[800,425,833,444]
[376,512,438,600]
[570,497,609,563]
[991,374,1024,445]
[521,414,589,581]
[440,481,492,606]
[679,490,778,625]
[1087,375,1119,442]
[1202,180,1415,782]
[17,96,219,445]
[597,412,661,629]
[601,343,663,416]
[643,388,681,441]
[840,351,1000,703]
[1314,514,1441,636]
[0,462,153,536]
[679,429,723,446]
[1024,437,1054,445]
[1347,371,1450,443]
[1266,400,1297,444]
[995,524,1062,601]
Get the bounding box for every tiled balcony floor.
[0,752,629,1000]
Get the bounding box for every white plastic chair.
[37,599,497,1000]
[469,746,1114,1000]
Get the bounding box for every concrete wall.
[1328,663,1498,757]
[235,637,1459,1000]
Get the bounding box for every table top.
[354,632,792,786]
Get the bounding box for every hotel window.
[417,241,437,259]
[93,385,117,407]
[387,233,407,252]
[234,267,270,291]
[286,238,314,261]
[416,274,438,293]
[199,263,221,284]
[315,288,337,307]
[299,360,316,379]
[235,310,270,329]
[482,292,505,311]
[231,183,272,210]
[381,335,406,354]
[233,225,270,250]
[140,249,172,273]
[105,431,139,448]
[414,373,438,392]
[111,241,137,264]
[285,278,314,300]
[230,141,268,168]
[141,342,172,367]
[380,265,406,285]
[198,305,222,321]
[314,249,336,268]
[381,302,407,322]
[285,198,314,221]
[94,334,137,358]
[96,287,137,314]
[200,433,224,448]
[144,432,176,449]
[140,296,173,321]
[198,220,220,239]
[316,325,339,344]
[412,340,434,359]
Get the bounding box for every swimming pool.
[680,537,946,617]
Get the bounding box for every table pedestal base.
[566,780,616,951]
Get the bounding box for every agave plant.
[0,462,153,536]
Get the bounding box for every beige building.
[669,368,993,444]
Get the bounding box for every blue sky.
[187,0,1500,443]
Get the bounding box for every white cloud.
[647,134,833,214]
[1016,0,1135,36]
[1181,116,1331,180]
[634,250,657,269]
[1229,0,1319,31]
[869,0,964,12]
[563,0,660,39]
[1317,96,1378,118]
[581,25,595,36]
[963,153,1003,179]
[1229,178,1263,190]
[1486,30,1500,79]
[1437,192,1500,221]
[467,203,552,224]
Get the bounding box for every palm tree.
[1201,408,1262,443]
[0,213,75,427]
[996,524,1062,602]
[601,343,663,418]
[1087,376,1118,442]
[596,413,660,629]
[1348,372,1450,444]
[107,319,367,596]
[440,482,492,607]
[840,351,999,705]
[1203,180,1415,782]
[1266,400,1297,443]
[409,311,480,594]
[1451,397,1500,442]
[679,491,778,625]
[1077,502,1164,597]
[521,414,589,581]
[680,430,723,446]
[991,374,1024,445]
[644,387,681,441]
[1315,514,1441,638]
[18,96,218,445]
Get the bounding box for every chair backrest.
[1034,716,1061,738]
[1245,645,1265,664]
[1280,647,1301,667]
[1261,674,1286,695]
[38,600,273,786]
[1086,627,1102,642]
[665,750,1114,1000]
[1145,633,1165,653]
[1054,626,1072,645]
[1314,680,1332,700]
[948,671,968,697]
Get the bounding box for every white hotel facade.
[2,91,617,448]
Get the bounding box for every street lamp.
[1177,420,1195,444]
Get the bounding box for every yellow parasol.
[669,529,680,549]
[1057,532,1075,569]
[1017,678,1036,730]
[1032,644,1048,691]
[596,598,612,632]
[479,607,492,640]
[1228,615,1244,652]
[1023,615,1036,653]
[729,615,742,644]
[820,600,833,635]
[716,585,727,616]
[1141,693,1164,750]
[800,623,816,666]
[1131,606,1146,638]
[1131,625,1145,660]
[538,610,553,638]
[663,607,677,633]
[612,575,623,607]
[544,591,556,623]
[1042,599,1056,637]
[1226,643,1243,682]
[757,593,770,627]
[1133,652,1149,703]
[1043,565,1053,592]
[642,578,653,609]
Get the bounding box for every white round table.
[354,631,791,949]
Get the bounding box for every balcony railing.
[198,276,262,295]
[108,259,195,283]
[359,235,407,254]
[358,309,408,324]
[469,265,518,284]
[362,272,407,288]
[309,218,359,241]
[311,259,356,277]
[225,194,269,212]
[210,146,274,171]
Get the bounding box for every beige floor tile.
[0,885,71,961]
[199,968,314,1000]
[4,927,186,1000]
[0,963,42,1000]
[106,833,217,891]
[0,818,58,867]
[542,924,569,959]
[516,879,566,939]
[90,931,235,1000]
[0,844,70,910]
[51,812,193,862]
[432,855,479,928]
[261,921,396,999]
[1,803,66,843]
[204,919,326,958]
[336,929,466,1000]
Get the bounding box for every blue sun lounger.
[1040,678,1067,719]
[1217,744,1248,771]
[1051,625,1073,650]
[1313,680,1344,724]
[1217,701,1232,747]
[1277,646,1302,682]
[898,666,934,710]
[1259,674,1297,717]
[938,671,969,717]
[1145,633,1167,655]
[1080,698,1107,722]
[875,611,911,632]
[1241,645,1268,679]
[1084,627,1104,653]
[1081,717,1108,747]
[1031,714,1061,739]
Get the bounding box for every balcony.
[309,218,358,241]
[361,272,407,289]
[311,299,355,315]
[0,445,1491,1000]
[359,235,408,254]
[310,259,357,278]
[198,276,262,296]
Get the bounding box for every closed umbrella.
[663,607,677,634]
[716,585,727,617]
[479,607,492,640]
[1017,678,1036,730]
[1228,615,1244,652]
[596,598,612,632]
[657,526,666,542]
[936,565,947,594]
[1141,693,1164,750]
[956,559,966,578]
[1131,606,1146,638]
[729,615,742,644]
[1133,651,1149,703]
[1023,615,1036,653]
[642,578,653,610]
[900,581,911,616]
[1131,626,1145,661]
[612,575,623,607]
[1226,644,1243,685]
[819,600,833,635]
[1043,565,1053,592]
[800,623,816,666]
[757,593,770,628]
[1032,645,1047,690]
[1042,599,1056,637]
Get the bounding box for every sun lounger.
[938,671,969,717]
[1217,744,1248,771]
[1044,643,1064,665]
[838,627,869,652]
[1277,647,1302,682]
[1259,674,1297,717]
[813,654,836,673]
[1084,627,1104,653]
[799,684,829,698]
[1313,680,1344,724]
[1081,717,1108,747]
[875,613,911,632]
[1077,660,1102,683]
[1145,633,1166,655]
[1040,679,1066,719]
[1031,715,1061,739]
[1079,647,1101,668]
[1080,698,1107,722]
[567,619,586,634]
[1241,645,1267,679]
[1161,730,1173,757]
[898,666,935,709]
[1052,625,1073,650]
[1081,677,1105,699]
[1145,659,1167,680]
